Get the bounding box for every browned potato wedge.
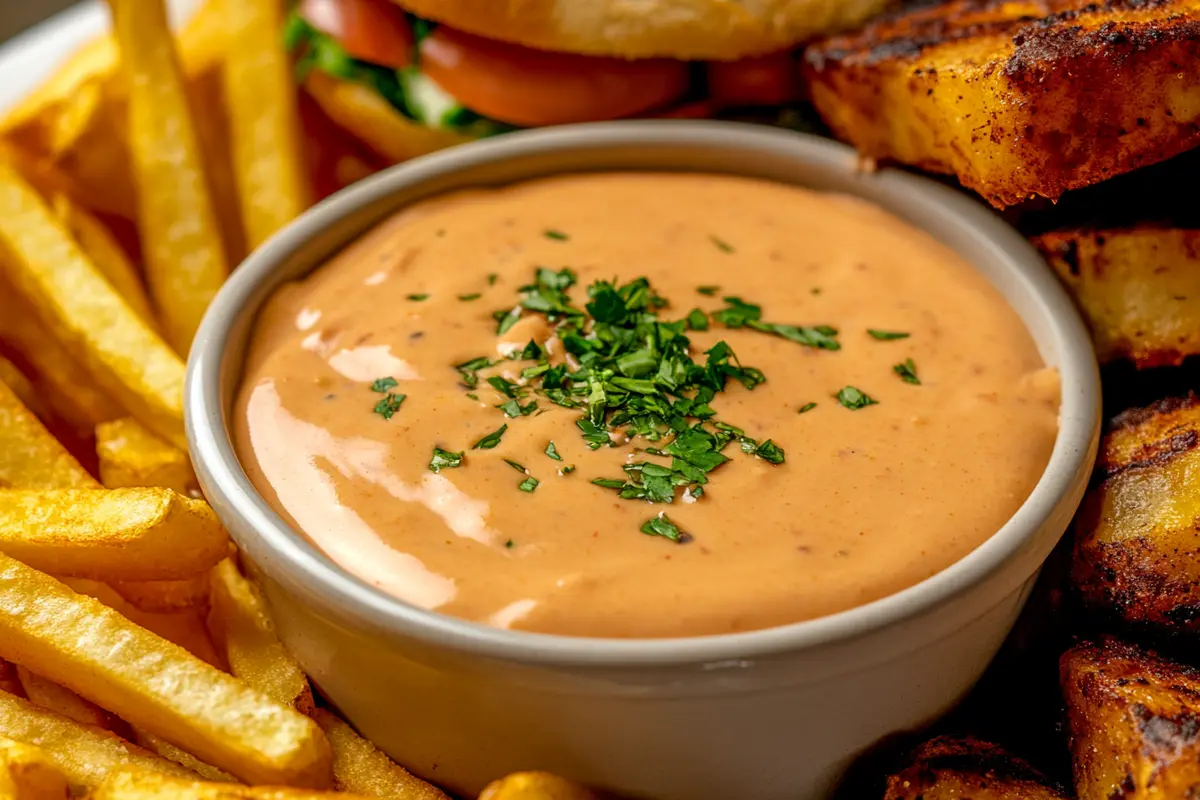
[1062,637,1200,799]
[884,736,1068,799]
[1035,227,1200,368]
[1072,395,1200,631]
[803,0,1200,208]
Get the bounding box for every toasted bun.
[392,0,892,60]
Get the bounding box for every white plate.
[0,0,200,115]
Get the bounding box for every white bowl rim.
[186,120,1100,668]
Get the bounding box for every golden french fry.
[207,560,310,710]
[0,359,40,426]
[0,735,71,799]
[110,577,210,613]
[0,556,332,787]
[94,768,374,799]
[310,710,449,800]
[0,160,186,448]
[14,668,116,732]
[222,0,311,249]
[0,690,194,791]
[0,488,230,581]
[108,0,229,355]
[50,195,154,326]
[479,773,599,800]
[0,379,97,490]
[131,729,236,784]
[95,418,194,494]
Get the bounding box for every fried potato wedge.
[108,0,229,355]
[1062,637,1200,798]
[0,690,193,791]
[0,488,229,581]
[0,161,186,448]
[207,560,311,712]
[15,668,117,733]
[0,557,331,787]
[479,773,598,800]
[803,0,1200,208]
[310,710,448,800]
[1035,227,1200,368]
[884,736,1068,799]
[110,577,210,614]
[131,729,236,784]
[0,380,97,491]
[94,768,375,799]
[0,735,70,800]
[222,0,311,249]
[1073,395,1200,632]
[96,418,194,494]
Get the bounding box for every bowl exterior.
[187,122,1100,800]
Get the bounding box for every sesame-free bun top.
[393,0,893,60]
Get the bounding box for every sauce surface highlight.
[234,172,1060,638]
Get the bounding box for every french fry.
[0,359,40,425]
[94,768,373,799]
[479,772,598,800]
[207,560,311,712]
[107,0,229,355]
[50,195,154,326]
[0,735,71,800]
[221,0,311,249]
[0,690,194,791]
[110,577,210,614]
[131,729,236,784]
[95,418,194,495]
[0,488,230,582]
[0,556,332,787]
[0,379,97,490]
[0,160,187,448]
[310,710,449,800]
[14,668,117,732]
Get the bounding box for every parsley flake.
[458,293,482,301]
[836,386,878,410]
[545,441,562,461]
[754,439,786,464]
[406,293,429,301]
[518,476,540,492]
[868,329,910,341]
[686,308,709,331]
[429,448,464,472]
[369,377,398,393]
[894,358,921,385]
[504,459,527,474]
[641,515,690,543]
[544,229,569,241]
[798,402,817,414]
[710,236,734,254]
[696,285,720,296]
[472,424,508,449]
[372,393,406,420]
[505,539,514,549]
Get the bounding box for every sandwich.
[285,0,892,164]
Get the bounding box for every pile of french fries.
[0,1,589,798]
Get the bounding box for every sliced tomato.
[418,27,691,127]
[707,52,801,108]
[299,0,413,70]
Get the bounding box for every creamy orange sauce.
[234,173,1060,638]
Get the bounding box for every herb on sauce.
[429,448,464,472]
[544,229,569,241]
[712,297,840,351]
[710,236,734,254]
[545,441,562,461]
[755,439,786,464]
[372,393,406,419]
[686,308,709,331]
[894,358,921,385]
[505,539,514,548]
[836,386,878,410]
[518,476,540,492]
[561,465,576,474]
[798,402,817,414]
[487,273,498,286]
[487,376,519,398]
[696,285,720,296]
[504,459,527,473]
[458,293,482,301]
[406,293,430,301]
[641,515,690,543]
[498,399,538,418]
[472,424,508,449]
[370,377,398,393]
[868,329,910,341]
[493,307,521,335]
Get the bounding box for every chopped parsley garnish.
[755,439,786,464]
[544,229,569,241]
[798,402,818,414]
[894,358,921,385]
[696,285,720,296]
[686,308,709,331]
[868,329,910,341]
[561,465,576,474]
[518,476,540,492]
[487,273,498,286]
[458,293,482,301]
[836,386,878,410]
[428,448,464,472]
[710,236,734,254]
[504,539,514,548]
[504,459,527,473]
[372,393,406,419]
[545,441,562,461]
[487,376,519,398]
[641,515,690,543]
[498,399,537,418]
[493,307,521,335]
[370,377,398,393]
[712,297,840,350]
[472,424,507,449]
[406,293,429,301]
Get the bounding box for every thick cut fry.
[95,769,371,799]
[50,195,154,326]
[0,556,331,787]
[95,418,194,494]
[0,488,229,581]
[107,0,229,354]
[310,710,448,800]
[131,729,236,783]
[222,0,311,249]
[0,690,193,791]
[0,161,186,448]
[479,772,598,800]
[0,735,70,800]
[884,736,1068,799]
[0,380,97,491]
[0,360,40,427]
[110,577,210,613]
[207,560,310,711]
[14,668,117,732]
